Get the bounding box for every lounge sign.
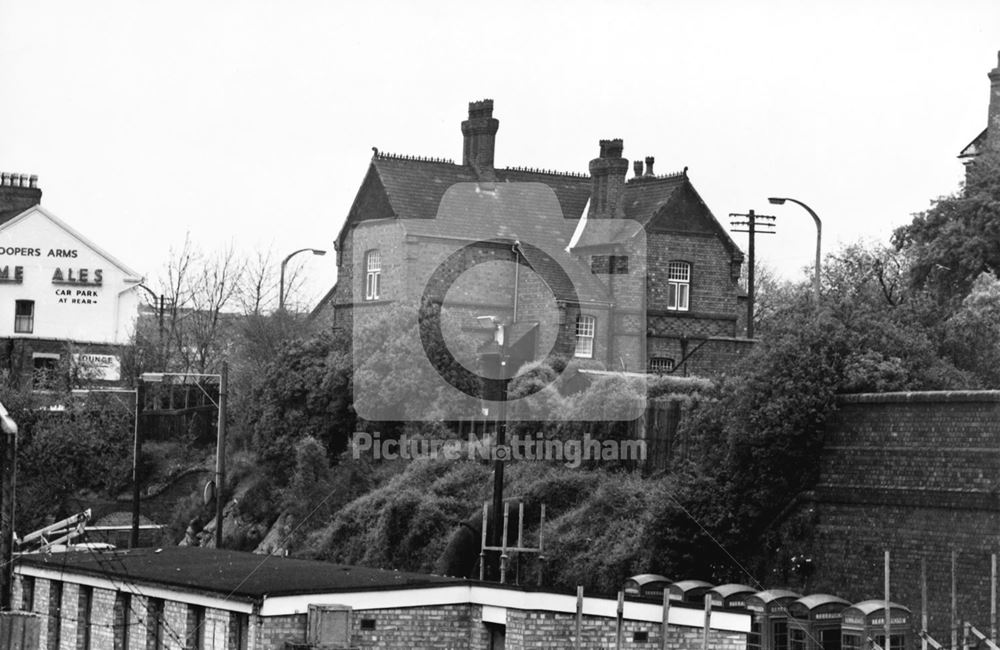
[71,353,121,381]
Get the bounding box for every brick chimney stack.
[587,139,629,219]
[987,51,1000,153]
[462,99,499,180]
[0,172,41,217]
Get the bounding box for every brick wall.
[791,392,1000,645]
[258,602,745,650]
[505,609,745,650]
[647,232,739,318]
[17,572,748,650]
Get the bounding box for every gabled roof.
[0,208,26,227]
[959,127,988,159]
[0,205,142,281]
[573,172,744,262]
[623,172,689,224]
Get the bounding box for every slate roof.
[0,209,24,227]
[622,174,688,224]
[363,155,610,305]
[571,172,743,262]
[17,546,458,601]
[369,155,591,222]
[336,154,743,306]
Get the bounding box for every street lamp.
[279,248,326,311]
[477,315,509,580]
[138,365,228,549]
[768,197,822,304]
[137,284,166,366]
[0,401,15,609]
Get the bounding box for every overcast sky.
[2,1,999,308]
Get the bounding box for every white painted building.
[0,172,142,383]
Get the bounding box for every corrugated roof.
[624,573,671,587]
[17,547,458,600]
[709,583,756,599]
[749,589,802,604]
[793,593,850,610]
[845,600,910,616]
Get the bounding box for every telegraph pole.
[729,209,776,338]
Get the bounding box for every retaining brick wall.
[801,391,1000,646]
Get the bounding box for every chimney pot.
[0,170,42,213]
[644,156,655,177]
[462,99,500,179]
[588,139,629,219]
[633,160,643,178]
[599,139,624,159]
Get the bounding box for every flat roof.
[16,546,459,600]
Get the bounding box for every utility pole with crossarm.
[729,209,776,339]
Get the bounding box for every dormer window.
[364,250,381,301]
[667,261,690,311]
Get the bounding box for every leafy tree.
[246,328,355,478]
[940,272,1000,386]
[892,152,1000,305]
[1,387,134,532]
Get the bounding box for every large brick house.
[314,101,751,380]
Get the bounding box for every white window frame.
[666,261,690,311]
[648,357,675,374]
[14,299,34,333]
[364,250,381,301]
[574,315,596,358]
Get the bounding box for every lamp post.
[477,315,508,580]
[768,197,822,304]
[0,401,16,610]
[279,248,326,311]
[137,283,166,363]
[138,363,227,548]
